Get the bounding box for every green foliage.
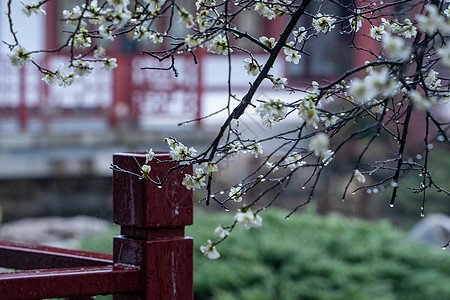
[78,210,450,300]
[189,209,450,300]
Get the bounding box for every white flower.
[399,19,417,38]
[323,115,338,127]
[251,143,264,158]
[169,142,197,163]
[234,210,262,230]
[322,150,334,166]
[255,99,288,127]
[72,27,91,48]
[243,58,260,76]
[416,5,446,35]
[58,73,79,87]
[370,25,385,41]
[229,184,243,202]
[298,100,320,129]
[62,6,85,27]
[112,6,132,29]
[145,149,155,164]
[409,90,435,111]
[259,36,276,48]
[200,162,218,174]
[182,172,206,190]
[312,13,336,33]
[424,70,441,89]
[265,161,279,172]
[293,27,307,42]
[214,226,230,239]
[255,3,276,20]
[178,8,195,28]
[382,33,411,61]
[309,133,330,157]
[269,76,288,91]
[94,45,106,58]
[283,152,306,171]
[438,45,450,68]
[445,5,450,18]
[206,35,231,55]
[73,60,92,76]
[21,1,46,16]
[185,34,203,49]
[7,45,33,67]
[150,32,164,44]
[200,240,220,259]
[354,169,366,184]
[141,164,151,174]
[283,44,301,64]
[102,58,118,71]
[99,24,115,41]
[350,13,363,32]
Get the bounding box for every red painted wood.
[0,240,112,270]
[112,152,194,299]
[113,152,193,228]
[113,236,193,300]
[0,265,140,299]
[0,153,193,299]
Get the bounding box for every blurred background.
[0,1,449,298]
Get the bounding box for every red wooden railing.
[0,153,193,299]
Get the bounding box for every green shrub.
[190,209,450,300]
[79,209,450,300]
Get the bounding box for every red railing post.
[112,153,194,300]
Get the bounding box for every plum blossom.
[178,8,195,28]
[409,90,435,111]
[354,169,366,184]
[214,226,230,239]
[234,210,262,230]
[206,35,231,55]
[437,45,450,68]
[382,33,411,61]
[350,13,363,32]
[283,152,306,171]
[255,99,288,126]
[62,6,85,27]
[259,36,276,48]
[21,1,46,16]
[229,184,243,202]
[370,25,385,41]
[7,45,33,67]
[348,68,399,104]
[200,240,220,259]
[269,76,288,91]
[255,3,276,20]
[309,133,330,157]
[99,24,115,41]
[145,149,155,164]
[283,43,301,64]
[185,34,203,49]
[312,14,336,34]
[73,60,92,76]
[94,45,106,58]
[251,143,264,158]
[416,5,447,35]
[424,70,441,89]
[141,164,151,175]
[182,170,206,190]
[102,58,118,71]
[243,58,260,76]
[72,27,91,48]
[293,27,307,42]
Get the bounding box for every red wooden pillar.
[112,153,193,300]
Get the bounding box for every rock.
[0,215,111,249]
[409,214,450,247]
